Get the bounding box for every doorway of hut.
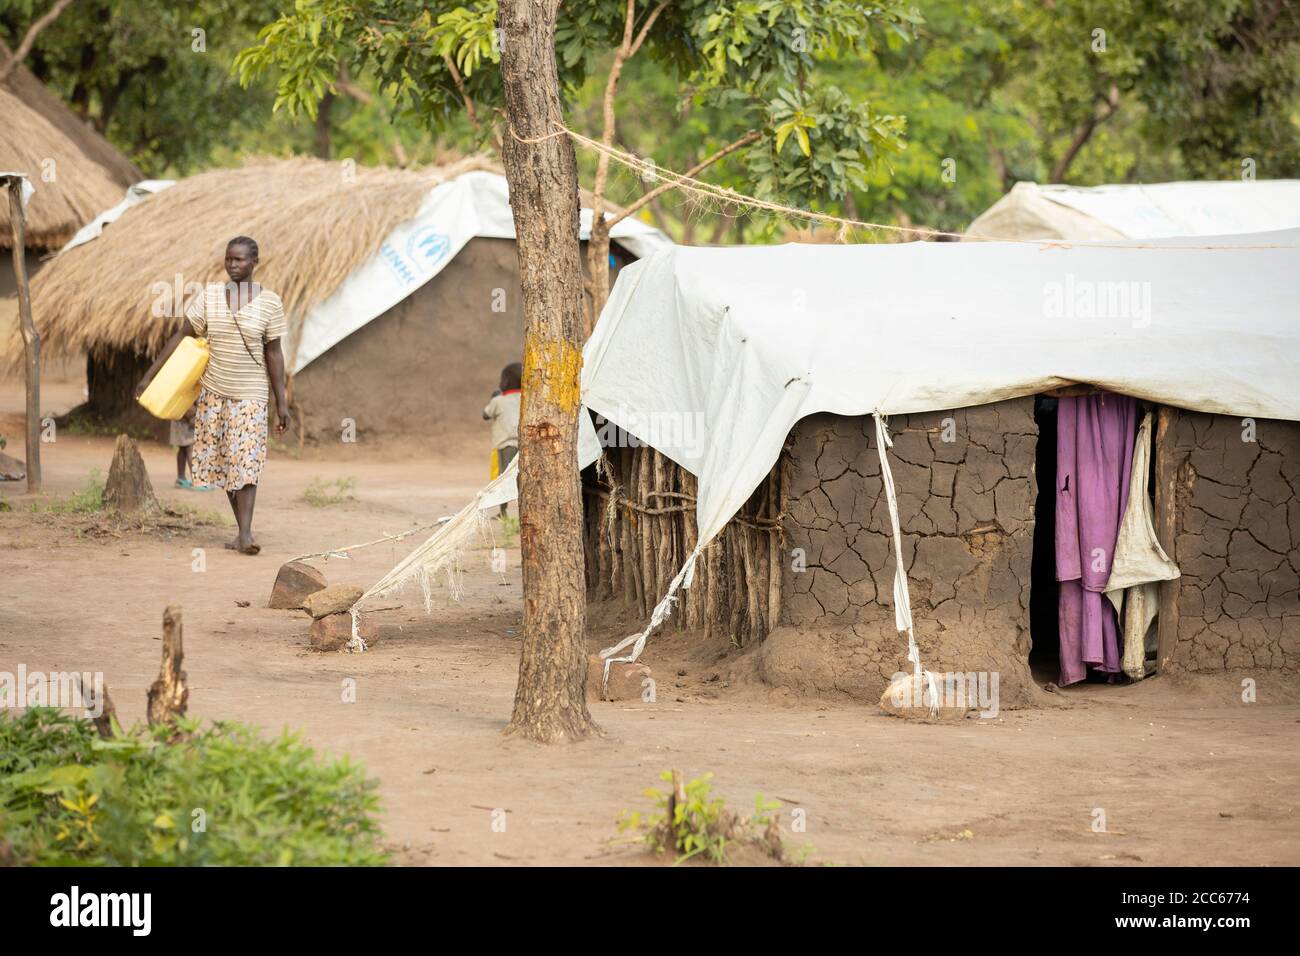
[1027,390,1153,685]
[1028,394,1060,681]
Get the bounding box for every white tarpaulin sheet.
[968,180,1300,241]
[1040,181,1300,238]
[289,171,670,372]
[581,229,1300,550]
[0,172,36,213]
[60,179,173,253]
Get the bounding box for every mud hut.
[9,156,669,440]
[0,46,140,379]
[575,231,1300,710]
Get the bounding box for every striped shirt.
[185,283,287,402]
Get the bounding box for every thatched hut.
[10,155,668,440]
[0,47,140,378]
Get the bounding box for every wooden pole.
[1153,405,1180,675]
[4,177,40,493]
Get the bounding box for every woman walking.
[137,236,289,554]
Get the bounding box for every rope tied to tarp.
[345,463,516,652]
[596,542,704,693]
[873,411,940,717]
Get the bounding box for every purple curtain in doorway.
[1055,391,1137,685]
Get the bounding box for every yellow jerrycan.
[138,337,210,420]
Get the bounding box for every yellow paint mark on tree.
[522,337,583,415]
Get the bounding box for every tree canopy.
[2,0,1296,230]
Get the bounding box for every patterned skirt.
[191,388,269,491]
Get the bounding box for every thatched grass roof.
[10,154,501,367]
[0,43,140,251]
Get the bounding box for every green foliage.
[0,0,454,174]
[299,475,358,507]
[0,708,387,866]
[999,0,1300,182]
[618,770,782,865]
[235,0,921,216]
[11,0,1296,234]
[27,469,105,514]
[497,513,519,547]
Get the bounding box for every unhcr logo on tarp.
[1043,273,1152,327]
[379,228,452,286]
[406,227,451,272]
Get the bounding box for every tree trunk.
[499,0,598,743]
[314,91,335,159]
[585,219,613,333]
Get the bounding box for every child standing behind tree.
[483,362,522,515]
[171,402,213,491]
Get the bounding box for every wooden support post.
[4,176,40,493]
[147,606,189,728]
[1153,405,1180,675]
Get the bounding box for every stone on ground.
[586,655,654,702]
[310,611,378,652]
[302,583,364,619]
[0,450,25,481]
[268,560,328,609]
[879,671,971,723]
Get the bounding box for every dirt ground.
[2,376,1299,866]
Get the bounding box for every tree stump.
[147,606,189,728]
[73,673,118,740]
[102,433,159,513]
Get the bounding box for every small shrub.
[300,475,358,507]
[498,514,520,546]
[618,770,784,865]
[28,469,105,514]
[0,708,387,866]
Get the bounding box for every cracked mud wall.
[1169,413,1300,672]
[760,400,1039,707]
